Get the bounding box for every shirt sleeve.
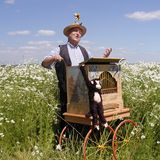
[42,47,60,69]
[49,47,60,56]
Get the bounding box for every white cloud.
[114,47,128,53]
[80,40,92,44]
[7,29,56,36]
[80,40,94,50]
[8,30,31,36]
[19,46,38,50]
[4,0,15,5]
[98,46,105,50]
[28,40,54,48]
[1,39,160,64]
[126,10,160,21]
[0,40,57,64]
[36,30,55,36]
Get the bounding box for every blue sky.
[0,0,160,64]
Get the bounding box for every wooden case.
[64,58,130,125]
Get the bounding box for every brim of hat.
[63,24,86,37]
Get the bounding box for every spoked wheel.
[112,119,139,160]
[58,125,68,147]
[58,125,85,154]
[83,125,114,160]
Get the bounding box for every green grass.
[0,62,160,160]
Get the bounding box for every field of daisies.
[0,62,160,160]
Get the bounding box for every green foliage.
[0,64,59,159]
[122,62,160,160]
[0,62,160,160]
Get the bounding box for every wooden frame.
[64,58,130,125]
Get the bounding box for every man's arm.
[41,55,63,68]
[41,47,63,69]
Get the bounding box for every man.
[42,20,112,131]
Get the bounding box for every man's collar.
[67,42,79,48]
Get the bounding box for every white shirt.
[48,42,91,66]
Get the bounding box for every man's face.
[68,27,82,45]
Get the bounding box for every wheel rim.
[58,125,85,155]
[83,125,114,160]
[112,119,139,160]
[59,125,68,145]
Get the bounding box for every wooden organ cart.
[58,58,138,160]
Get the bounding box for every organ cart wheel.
[112,119,139,160]
[58,125,69,147]
[83,125,114,160]
[58,125,86,154]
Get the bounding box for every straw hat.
[63,23,86,37]
[63,13,86,37]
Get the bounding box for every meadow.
[0,62,160,160]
